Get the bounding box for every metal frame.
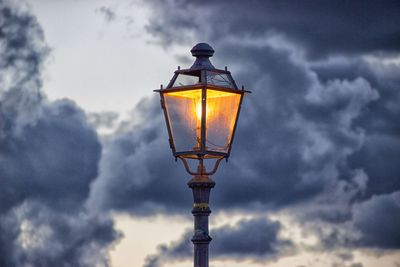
[155,84,250,94]
[227,89,246,158]
[176,67,230,75]
[155,59,250,175]
[174,150,227,158]
[179,156,224,176]
[159,91,177,156]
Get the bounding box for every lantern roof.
[163,43,250,91]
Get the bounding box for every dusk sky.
[1,0,400,267]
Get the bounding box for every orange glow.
[164,88,241,152]
[195,101,202,120]
[165,89,204,122]
[165,89,235,122]
[165,89,203,149]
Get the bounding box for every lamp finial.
[190,43,215,69]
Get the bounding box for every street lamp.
[155,43,250,267]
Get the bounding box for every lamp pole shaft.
[188,174,215,267]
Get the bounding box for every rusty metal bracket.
[179,157,224,176]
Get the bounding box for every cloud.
[0,1,120,265]
[353,192,400,249]
[0,201,121,267]
[0,96,102,213]
[88,0,400,263]
[88,111,119,129]
[143,218,294,267]
[144,0,400,245]
[96,6,116,22]
[90,41,379,216]
[0,0,48,97]
[145,0,400,59]
[87,96,191,215]
[310,57,400,196]
[298,191,400,253]
[2,0,399,265]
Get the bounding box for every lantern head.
[155,43,250,174]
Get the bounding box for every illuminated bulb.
[196,101,202,120]
[195,99,212,121]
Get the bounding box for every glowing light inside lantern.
[196,101,202,120]
[163,88,241,153]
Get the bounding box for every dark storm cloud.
[299,191,400,253]
[353,192,400,249]
[211,218,294,259]
[0,1,120,265]
[0,202,121,267]
[86,0,400,263]
[88,96,192,214]
[146,0,400,59]
[0,0,47,96]
[0,95,101,213]
[9,0,400,265]
[311,58,400,196]
[143,218,294,267]
[94,0,383,221]
[212,44,378,210]
[2,0,390,264]
[91,41,378,216]
[141,0,400,254]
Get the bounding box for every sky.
[0,0,400,267]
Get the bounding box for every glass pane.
[206,71,234,88]
[173,74,200,87]
[205,89,241,153]
[164,89,203,152]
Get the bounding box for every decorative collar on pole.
[190,43,215,70]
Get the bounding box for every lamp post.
[155,43,249,267]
